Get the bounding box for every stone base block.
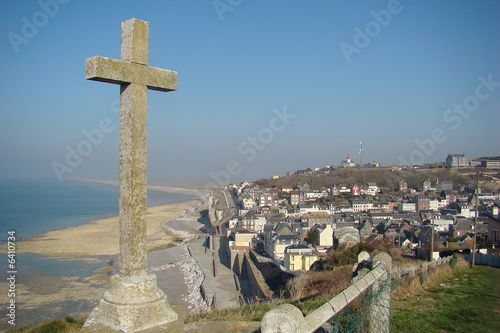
[81,273,181,333]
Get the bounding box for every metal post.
[430,218,434,261]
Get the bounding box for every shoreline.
[0,199,200,257]
[0,179,209,256]
[73,178,209,198]
[0,182,213,328]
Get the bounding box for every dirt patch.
[0,274,109,328]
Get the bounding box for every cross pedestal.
[81,18,182,332]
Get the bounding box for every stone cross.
[86,18,176,277]
[83,18,181,332]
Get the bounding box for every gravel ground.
[149,244,210,316]
[150,194,212,316]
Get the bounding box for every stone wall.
[228,247,272,300]
[242,252,273,299]
[208,234,221,252]
[208,195,218,224]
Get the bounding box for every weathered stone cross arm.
[85,56,177,92]
[82,18,182,332]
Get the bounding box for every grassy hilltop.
[255,166,500,191]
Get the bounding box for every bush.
[439,250,454,258]
[320,243,375,270]
[286,266,352,304]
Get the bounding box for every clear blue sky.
[1,0,499,183]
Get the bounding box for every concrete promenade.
[149,238,241,317]
[187,237,241,310]
[148,195,241,316]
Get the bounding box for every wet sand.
[2,200,199,258]
[0,197,207,329]
[76,178,209,198]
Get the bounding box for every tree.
[307,230,319,248]
[342,193,354,200]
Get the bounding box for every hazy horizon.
[2,1,499,183]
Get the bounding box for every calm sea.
[0,179,197,279]
[0,178,196,243]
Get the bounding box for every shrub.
[321,243,375,270]
[286,265,352,305]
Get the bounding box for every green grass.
[8,316,85,333]
[12,265,500,332]
[185,301,280,323]
[185,296,340,325]
[392,266,500,333]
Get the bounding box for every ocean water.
[0,178,196,243]
[0,178,197,280]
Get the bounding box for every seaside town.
[3,2,500,330]
[207,153,500,285]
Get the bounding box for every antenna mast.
[359,141,364,166]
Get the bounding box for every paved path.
[148,246,196,317]
[147,195,241,316]
[187,238,241,310]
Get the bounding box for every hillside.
[255,167,479,191]
[392,265,500,332]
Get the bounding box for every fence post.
[369,252,392,333]
[352,251,372,283]
[261,303,304,333]
[421,262,428,284]
[408,266,415,279]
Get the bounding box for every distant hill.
[255,167,476,191]
[474,156,500,160]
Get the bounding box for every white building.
[311,224,334,247]
[445,153,468,167]
[352,200,373,212]
[398,202,416,213]
[340,154,355,168]
[428,199,439,211]
[366,183,380,196]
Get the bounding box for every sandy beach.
[0,184,213,329]
[5,200,199,258]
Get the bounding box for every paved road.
[222,189,238,215]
